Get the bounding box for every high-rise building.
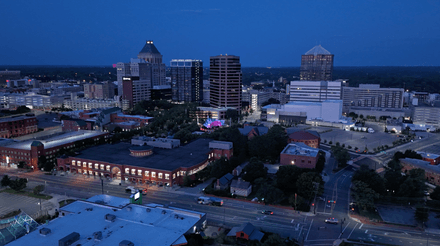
[342,84,404,112]
[116,58,152,97]
[121,76,151,110]
[300,45,334,81]
[289,81,341,102]
[84,82,115,99]
[209,55,242,110]
[137,40,166,87]
[170,59,203,102]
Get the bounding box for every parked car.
[262,210,274,215]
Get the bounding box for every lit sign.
[134,191,140,201]
[123,78,131,81]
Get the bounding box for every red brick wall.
[401,162,440,186]
[288,138,320,149]
[0,117,37,138]
[280,153,317,169]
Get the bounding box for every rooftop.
[288,130,320,140]
[116,113,153,120]
[8,195,205,246]
[281,142,319,157]
[73,138,213,171]
[400,158,440,174]
[417,152,440,160]
[139,40,161,54]
[3,130,106,150]
[304,45,331,55]
[0,115,35,123]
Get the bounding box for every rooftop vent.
[93,231,102,241]
[162,210,167,214]
[105,214,116,222]
[126,206,132,212]
[39,228,51,236]
[58,232,80,246]
[146,208,151,212]
[174,215,179,219]
[119,240,134,246]
[86,207,93,211]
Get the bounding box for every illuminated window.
[158,173,163,179]
[145,171,149,176]
[100,164,104,170]
[72,160,76,166]
[77,161,81,166]
[89,171,93,175]
[177,172,180,177]
[173,173,176,179]
[106,165,110,171]
[83,163,87,168]
[151,172,156,178]
[95,164,99,169]
[88,163,92,169]
[131,169,136,175]
[138,170,142,176]
[125,168,130,174]
[165,174,169,180]
[78,169,82,173]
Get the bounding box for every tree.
[352,165,386,195]
[9,178,27,192]
[296,172,323,201]
[256,184,284,204]
[359,114,364,119]
[225,109,239,123]
[415,206,429,224]
[261,98,281,107]
[262,233,299,246]
[183,175,194,187]
[242,158,267,183]
[18,161,26,169]
[430,186,440,201]
[113,126,122,133]
[33,185,44,195]
[314,151,326,174]
[276,165,305,193]
[351,180,379,211]
[1,175,11,187]
[332,146,351,167]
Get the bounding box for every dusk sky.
[1,0,439,67]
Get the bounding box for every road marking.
[339,222,350,238]
[305,219,313,241]
[359,223,363,229]
[365,230,368,234]
[347,223,358,239]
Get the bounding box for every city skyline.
[0,0,439,66]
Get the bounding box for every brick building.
[280,142,319,169]
[110,113,153,127]
[0,131,108,170]
[62,119,93,132]
[0,116,38,138]
[400,158,440,186]
[287,130,320,149]
[417,152,440,165]
[57,139,233,187]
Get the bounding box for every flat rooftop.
[0,115,34,123]
[74,138,213,171]
[401,158,440,174]
[116,113,153,120]
[281,142,319,157]
[8,195,205,246]
[3,130,106,150]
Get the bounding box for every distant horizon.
[1,65,440,68]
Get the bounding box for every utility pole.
[312,182,319,215]
[101,178,104,194]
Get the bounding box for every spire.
[305,45,331,55]
[139,40,161,54]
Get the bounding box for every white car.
[325,218,338,224]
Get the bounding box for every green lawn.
[0,189,53,200]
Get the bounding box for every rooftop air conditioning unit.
[39,228,51,236]
[105,214,116,222]
[119,240,134,246]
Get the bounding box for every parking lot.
[317,122,402,152]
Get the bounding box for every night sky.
[1,0,439,66]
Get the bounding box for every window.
[173,173,176,179]
[177,172,180,177]
[78,169,82,173]
[138,170,142,176]
[95,164,99,169]
[165,174,169,180]
[83,163,87,168]
[72,160,76,166]
[130,169,135,175]
[151,172,156,178]
[145,171,149,177]
[158,173,163,179]
[106,165,110,171]
[77,161,81,166]
[125,168,130,174]
[100,164,104,170]
[89,171,93,175]
[88,163,92,169]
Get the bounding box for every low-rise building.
[230,178,252,197]
[417,152,440,165]
[111,113,153,127]
[8,194,206,246]
[191,106,236,120]
[400,158,440,186]
[61,119,93,132]
[215,173,234,190]
[238,125,269,140]
[64,97,121,110]
[57,139,233,187]
[288,130,320,149]
[0,116,38,138]
[227,223,264,242]
[280,142,319,169]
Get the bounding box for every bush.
[329,141,332,145]
[33,185,44,195]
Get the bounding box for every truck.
[197,196,223,206]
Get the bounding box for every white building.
[64,96,121,110]
[289,81,341,102]
[342,84,404,112]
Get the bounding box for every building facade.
[288,131,320,148]
[412,102,440,128]
[342,84,404,112]
[121,76,151,110]
[0,116,38,138]
[300,45,334,81]
[116,58,152,97]
[64,97,121,110]
[137,40,166,87]
[400,158,440,186]
[84,82,115,99]
[209,55,242,110]
[289,81,341,102]
[170,59,203,102]
[280,143,319,168]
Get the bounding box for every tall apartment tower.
[137,40,166,87]
[300,45,334,81]
[170,59,203,102]
[121,76,151,110]
[209,55,242,110]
